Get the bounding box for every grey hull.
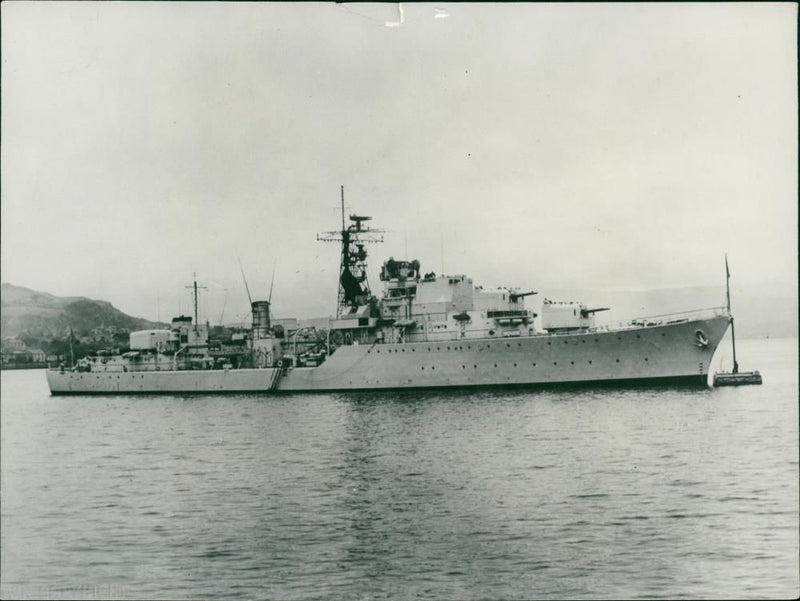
[47,315,729,394]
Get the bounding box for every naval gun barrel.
[580,307,610,317]
[509,290,538,301]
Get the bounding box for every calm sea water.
[1,337,797,600]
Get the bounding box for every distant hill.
[1,283,166,339]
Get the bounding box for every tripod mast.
[317,186,383,317]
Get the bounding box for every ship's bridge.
[377,256,537,327]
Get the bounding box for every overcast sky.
[2,2,796,323]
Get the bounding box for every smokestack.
[251,301,271,339]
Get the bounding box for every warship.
[47,193,731,395]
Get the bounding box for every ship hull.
[47,315,729,394]
[46,367,276,395]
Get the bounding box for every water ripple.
[1,338,798,599]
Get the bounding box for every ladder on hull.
[269,366,283,391]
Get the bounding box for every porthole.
[615,359,620,363]
[513,363,517,367]
[532,362,537,367]
[547,341,551,345]
[644,357,649,362]
[493,363,498,368]
[431,366,435,370]
[462,365,466,369]
[582,340,586,344]
[570,361,574,365]
[588,360,592,364]
[421,366,425,370]
[553,361,558,365]
[474,364,477,369]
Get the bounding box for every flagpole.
[725,254,739,373]
[725,253,731,313]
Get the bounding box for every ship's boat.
[713,371,762,386]
[46,196,732,394]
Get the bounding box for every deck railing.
[624,305,728,325]
[394,305,730,343]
